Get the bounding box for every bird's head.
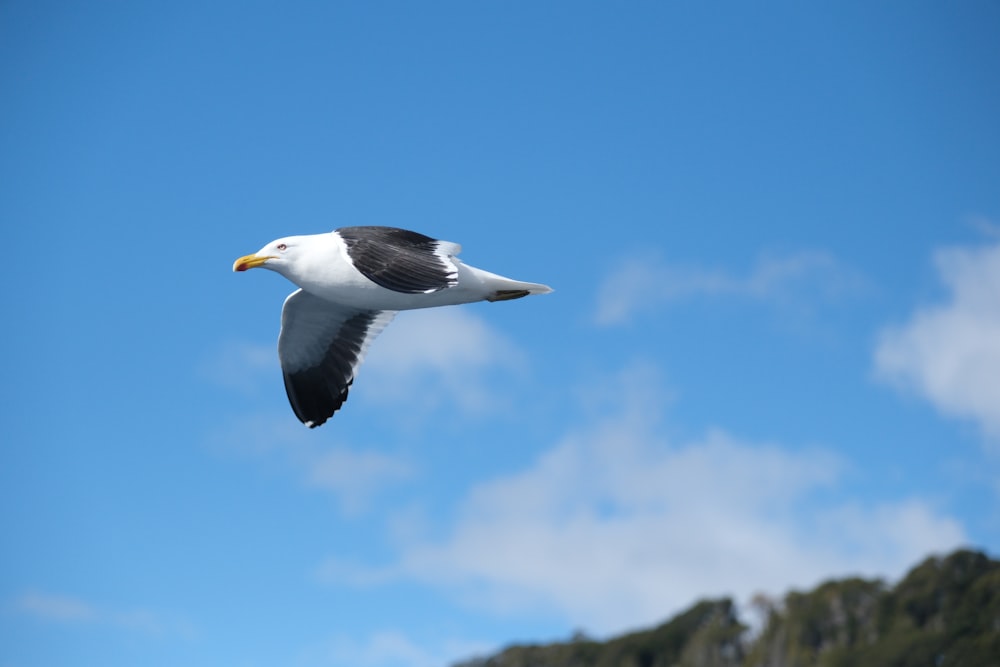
[233,237,302,274]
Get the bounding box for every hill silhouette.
[454,549,999,667]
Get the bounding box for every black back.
[337,226,457,294]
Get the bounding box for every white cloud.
[875,241,1000,442]
[595,250,862,325]
[318,630,493,667]
[199,340,277,394]
[359,308,526,415]
[15,591,98,622]
[12,591,194,638]
[205,309,527,422]
[322,368,965,636]
[208,414,415,516]
[306,448,415,515]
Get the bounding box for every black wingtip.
[487,289,531,302]
[279,308,383,429]
[283,371,352,429]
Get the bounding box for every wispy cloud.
[875,240,1000,444]
[314,630,493,667]
[208,414,415,515]
[359,308,527,415]
[204,309,528,422]
[306,447,415,515]
[595,250,863,325]
[15,591,98,622]
[198,340,277,394]
[321,365,965,636]
[12,591,194,638]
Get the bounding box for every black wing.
[278,289,396,427]
[336,226,459,294]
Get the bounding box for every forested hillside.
[455,549,999,667]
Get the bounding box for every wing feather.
[278,289,396,427]
[336,226,459,294]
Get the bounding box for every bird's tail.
[480,273,553,302]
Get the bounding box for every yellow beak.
[233,254,273,272]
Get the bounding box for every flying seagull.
[233,226,552,428]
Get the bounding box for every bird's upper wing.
[278,289,396,428]
[336,226,460,294]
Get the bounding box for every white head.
[232,236,308,277]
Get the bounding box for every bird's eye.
[277,243,287,251]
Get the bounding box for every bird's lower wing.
[278,289,396,428]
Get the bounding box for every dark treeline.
[455,549,999,667]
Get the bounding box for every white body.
[267,232,551,310]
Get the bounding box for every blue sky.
[2,2,999,666]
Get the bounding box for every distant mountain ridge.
[454,549,999,667]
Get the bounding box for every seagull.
[233,226,552,428]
